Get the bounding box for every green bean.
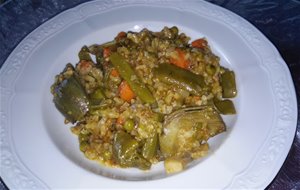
[100,40,116,48]
[133,155,151,170]
[153,63,208,96]
[109,53,156,104]
[112,131,139,167]
[142,133,158,160]
[112,131,151,170]
[220,69,237,98]
[213,98,236,115]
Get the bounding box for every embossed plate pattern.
[0,0,297,189]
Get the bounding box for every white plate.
[0,0,297,189]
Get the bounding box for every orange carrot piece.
[116,116,125,125]
[110,68,119,77]
[170,48,190,69]
[191,38,208,49]
[103,47,111,58]
[119,81,136,102]
[115,31,127,41]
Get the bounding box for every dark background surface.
[0,0,299,189]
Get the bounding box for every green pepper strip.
[109,53,156,104]
[153,63,207,96]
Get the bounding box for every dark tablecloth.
[0,0,299,189]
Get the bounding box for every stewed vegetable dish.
[51,26,237,174]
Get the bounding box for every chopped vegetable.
[170,48,190,69]
[142,133,158,160]
[110,68,119,77]
[90,88,105,104]
[112,131,151,170]
[78,46,92,61]
[52,74,89,123]
[110,53,156,104]
[164,157,185,174]
[115,31,127,41]
[103,47,111,58]
[116,117,125,125]
[113,131,139,167]
[119,81,136,102]
[191,38,208,49]
[160,106,225,158]
[154,63,208,96]
[52,26,237,174]
[123,119,135,132]
[214,98,236,115]
[221,69,237,98]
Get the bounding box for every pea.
[124,119,135,132]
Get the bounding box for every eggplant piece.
[52,75,89,123]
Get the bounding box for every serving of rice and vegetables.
[51,26,237,174]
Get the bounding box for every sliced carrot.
[191,38,208,49]
[115,31,127,41]
[110,68,119,77]
[103,47,111,58]
[116,116,124,125]
[77,60,93,75]
[194,96,201,101]
[170,48,190,69]
[119,81,136,102]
